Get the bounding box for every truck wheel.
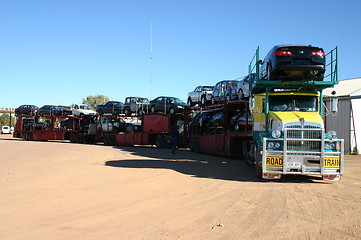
[254,146,263,179]
[211,97,215,105]
[23,133,28,141]
[169,107,175,114]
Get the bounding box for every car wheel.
[267,64,272,81]
[226,95,231,102]
[201,96,206,106]
[187,98,193,107]
[238,89,244,99]
[124,109,129,116]
[316,73,324,81]
[169,107,175,114]
[211,97,215,105]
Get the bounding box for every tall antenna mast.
[149,21,153,100]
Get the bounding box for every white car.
[71,104,96,117]
[1,126,11,134]
[187,86,214,106]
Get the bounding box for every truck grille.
[286,125,322,151]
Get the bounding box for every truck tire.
[254,146,263,179]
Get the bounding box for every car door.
[213,83,220,102]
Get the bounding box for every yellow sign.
[266,156,283,167]
[324,158,340,168]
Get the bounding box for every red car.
[15,105,39,116]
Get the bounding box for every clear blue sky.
[1,0,360,107]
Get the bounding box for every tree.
[0,113,15,127]
[82,95,109,111]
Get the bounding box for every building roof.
[323,77,361,97]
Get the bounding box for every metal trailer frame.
[14,115,82,141]
[188,100,253,159]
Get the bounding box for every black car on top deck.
[260,44,326,81]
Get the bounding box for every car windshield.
[138,98,149,103]
[80,105,90,110]
[169,97,184,104]
[269,95,318,112]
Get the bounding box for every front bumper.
[260,128,344,180]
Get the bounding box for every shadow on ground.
[105,146,325,183]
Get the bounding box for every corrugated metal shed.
[323,78,361,153]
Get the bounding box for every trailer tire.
[156,135,163,148]
[110,136,117,146]
[104,136,110,146]
[69,133,76,143]
[163,136,171,149]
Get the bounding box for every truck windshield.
[269,95,318,112]
[80,105,90,110]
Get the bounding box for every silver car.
[187,86,214,106]
[237,73,256,99]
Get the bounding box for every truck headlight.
[271,130,281,138]
[267,141,282,150]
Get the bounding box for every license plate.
[266,156,283,167]
[324,158,340,168]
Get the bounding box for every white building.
[323,78,361,154]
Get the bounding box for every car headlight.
[271,130,281,138]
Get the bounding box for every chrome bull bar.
[261,128,344,179]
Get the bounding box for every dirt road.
[0,134,360,240]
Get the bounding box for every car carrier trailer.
[13,114,84,141]
[99,113,189,148]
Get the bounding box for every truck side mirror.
[332,98,338,113]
